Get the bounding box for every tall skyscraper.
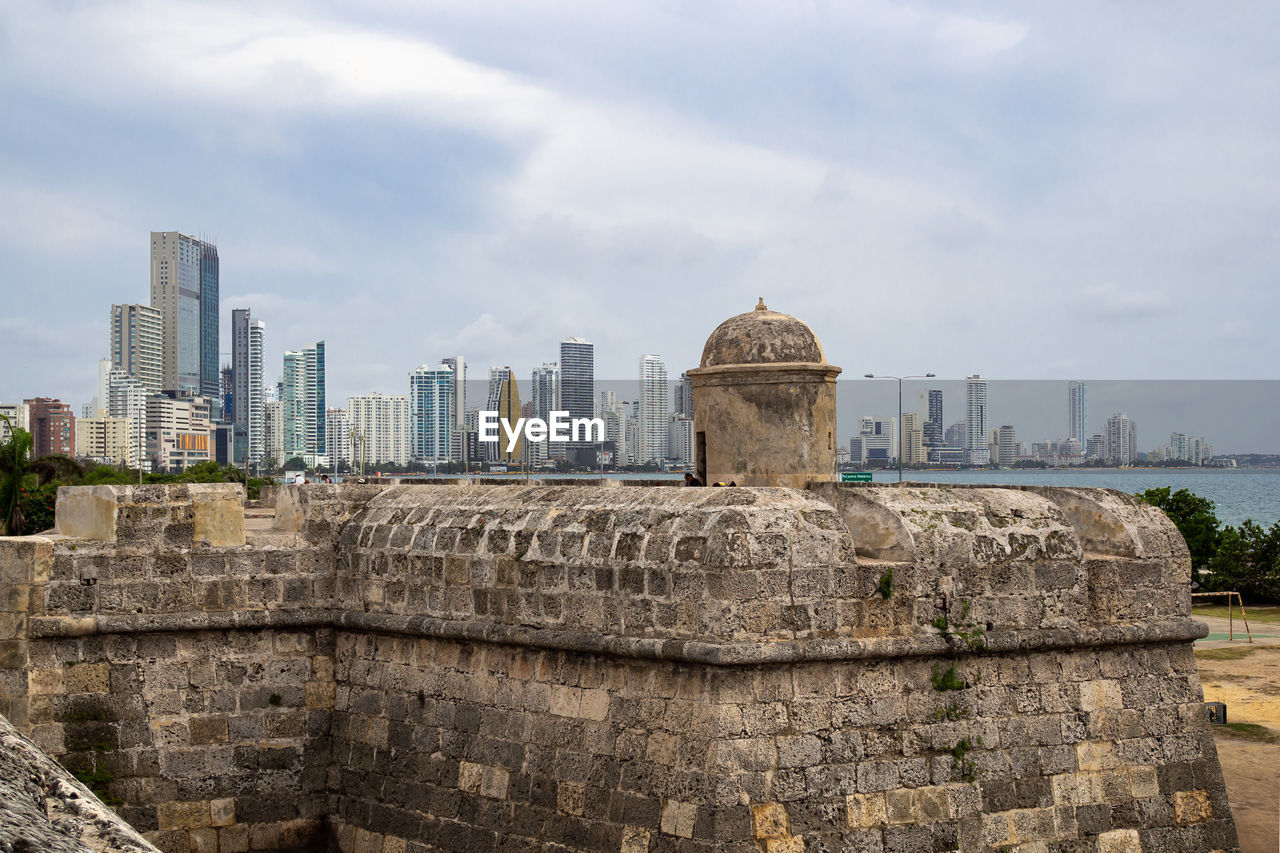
[232,310,266,467]
[559,337,594,455]
[282,341,325,460]
[408,364,455,464]
[110,303,163,393]
[529,363,560,466]
[494,375,523,465]
[637,355,669,464]
[149,232,218,395]
[965,375,988,465]
[1068,381,1086,443]
[919,389,943,448]
[441,356,467,462]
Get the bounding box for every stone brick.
[63,661,110,693]
[620,826,651,853]
[1096,828,1141,853]
[217,823,249,853]
[210,798,235,827]
[846,793,887,829]
[189,826,219,853]
[558,782,586,816]
[189,716,229,745]
[1173,789,1213,825]
[158,801,210,831]
[752,803,790,840]
[660,800,697,838]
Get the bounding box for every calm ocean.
[889,468,1280,527]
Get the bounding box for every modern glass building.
[150,232,218,396]
[282,340,326,460]
[559,337,594,457]
[409,364,455,464]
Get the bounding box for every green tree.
[1135,487,1221,570]
[0,416,33,535]
[1207,520,1280,602]
[283,456,307,471]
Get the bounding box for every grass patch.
[1195,646,1258,662]
[1193,604,1280,625]
[1217,722,1278,743]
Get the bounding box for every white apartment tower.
[348,393,410,470]
[1068,381,1086,444]
[637,355,669,464]
[325,408,352,470]
[232,310,266,467]
[965,375,989,465]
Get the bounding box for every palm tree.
[0,414,33,535]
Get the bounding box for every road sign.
[840,472,873,483]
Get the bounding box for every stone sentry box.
[0,480,1240,852]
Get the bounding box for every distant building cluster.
[847,379,1219,470]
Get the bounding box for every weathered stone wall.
[0,484,340,853]
[0,481,1239,853]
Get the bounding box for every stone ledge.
[26,608,1209,665]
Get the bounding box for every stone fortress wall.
[0,479,1238,853]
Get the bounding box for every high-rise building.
[637,355,669,464]
[997,425,1018,466]
[901,413,924,466]
[1068,381,1086,443]
[110,303,163,393]
[494,375,523,465]
[232,310,266,467]
[919,389,943,448]
[674,373,693,418]
[1103,414,1137,465]
[409,365,455,465]
[348,393,410,470]
[484,367,513,462]
[282,341,326,461]
[325,408,351,470]
[441,357,467,462]
[529,363,560,466]
[559,337,594,457]
[106,369,148,469]
[149,232,218,395]
[263,400,285,467]
[668,415,693,466]
[965,375,988,465]
[25,398,75,458]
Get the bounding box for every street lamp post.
[864,373,936,482]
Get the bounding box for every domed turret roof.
[699,299,827,368]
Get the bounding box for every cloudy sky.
[2,2,1278,427]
